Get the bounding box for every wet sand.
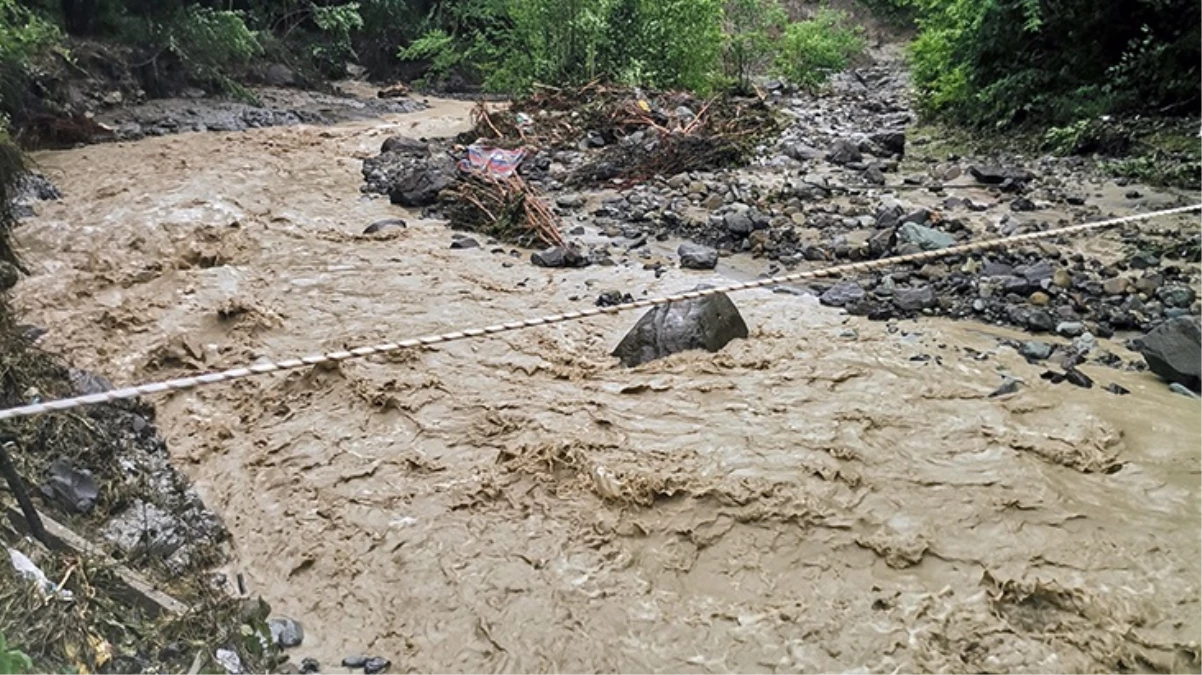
[12,100,1202,673]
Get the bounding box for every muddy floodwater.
[12,99,1202,673]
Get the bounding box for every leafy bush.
[722,0,787,92]
[906,0,1201,129]
[399,0,726,94]
[156,6,262,95]
[775,9,865,89]
[0,627,33,674]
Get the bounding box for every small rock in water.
[988,379,1021,397]
[1169,382,1201,398]
[1130,316,1201,391]
[450,237,480,249]
[678,242,718,270]
[362,218,406,234]
[1064,368,1094,389]
[1104,383,1131,396]
[299,658,320,674]
[342,656,369,669]
[611,291,749,367]
[269,617,305,648]
[596,290,633,307]
[40,459,99,514]
[531,246,590,268]
[364,657,392,674]
[1019,341,1053,361]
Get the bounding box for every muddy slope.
[9,87,1202,675]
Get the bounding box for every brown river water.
[12,98,1202,673]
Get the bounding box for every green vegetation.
[904,0,1200,130]
[0,631,32,675]
[776,9,865,90]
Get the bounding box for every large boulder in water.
[611,291,749,367]
[1131,316,1201,391]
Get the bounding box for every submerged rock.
[611,291,749,367]
[363,218,406,234]
[1131,316,1201,391]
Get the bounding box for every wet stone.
[364,657,391,674]
[678,242,718,270]
[269,617,305,648]
[611,291,749,367]
[819,281,866,308]
[893,285,937,311]
[1056,321,1086,337]
[363,219,406,234]
[1105,383,1131,396]
[342,656,368,668]
[299,658,320,674]
[450,236,480,249]
[1157,284,1197,308]
[1019,341,1053,361]
[1064,368,1094,389]
[531,246,590,268]
[1131,316,1201,391]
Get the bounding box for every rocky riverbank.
[356,49,1201,396]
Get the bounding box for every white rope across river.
[0,203,1197,422]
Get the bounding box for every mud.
[9,85,1202,674]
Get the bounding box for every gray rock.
[1131,316,1201,391]
[724,211,753,235]
[678,243,718,270]
[1169,382,1201,399]
[870,131,905,156]
[364,657,392,675]
[1016,260,1054,282]
[1019,341,1053,360]
[825,139,862,165]
[531,246,590,268]
[40,459,99,514]
[819,281,866,307]
[380,136,429,156]
[898,222,956,251]
[968,165,1035,185]
[1157,284,1197,308]
[216,649,243,675]
[612,292,749,367]
[300,658,320,674]
[450,236,480,249]
[893,285,937,311]
[387,156,457,207]
[1056,321,1086,337]
[363,219,406,234]
[555,194,585,209]
[342,656,369,668]
[101,500,188,560]
[269,617,305,648]
[1027,310,1056,332]
[0,261,19,291]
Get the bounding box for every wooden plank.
[4,503,190,618]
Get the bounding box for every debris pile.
[461,84,782,184]
[442,145,566,248]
